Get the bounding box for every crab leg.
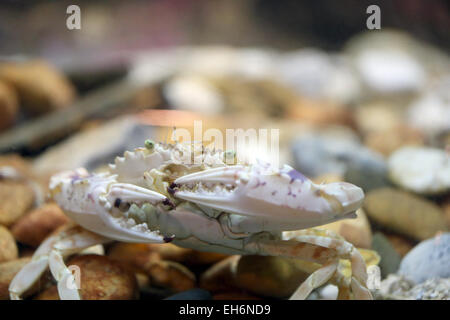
[9,225,110,300]
[243,229,373,300]
[289,261,339,299]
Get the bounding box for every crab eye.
[145,139,155,151]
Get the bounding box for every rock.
[287,98,353,127]
[321,209,372,248]
[108,242,227,273]
[388,146,450,195]
[346,31,427,95]
[378,274,450,300]
[384,233,415,257]
[354,102,403,136]
[0,81,18,131]
[344,161,390,193]
[165,288,212,300]
[277,49,361,104]
[0,226,18,263]
[163,75,224,115]
[36,254,138,300]
[145,260,196,293]
[200,255,241,293]
[233,255,311,298]
[33,115,156,174]
[364,125,424,157]
[443,200,450,229]
[407,76,450,138]
[11,203,70,247]
[291,126,387,180]
[0,180,34,227]
[0,60,75,115]
[0,257,32,300]
[364,188,447,240]
[0,154,33,178]
[371,233,401,278]
[398,233,450,284]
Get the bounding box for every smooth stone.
[388,146,450,195]
[364,188,447,241]
[344,161,390,193]
[278,49,360,104]
[398,233,450,284]
[163,75,224,115]
[33,115,155,174]
[371,233,401,278]
[165,288,212,300]
[407,76,450,137]
[291,127,387,180]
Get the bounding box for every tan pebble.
[355,102,402,135]
[0,154,33,178]
[0,60,75,115]
[0,180,35,226]
[364,188,447,240]
[145,260,196,292]
[135,273,150,290]
[384,233,415,257]
[11,203,70,247]
[0,225,18,263]
[108,243,179,273]
[0,257,32,299]
[234,255,310,298]
[184,250,229,265]
[288,98,353,127]
[200,255,241,292]
[37,254,138,300]
[321,208,372,248]
[364,125,424,156]
[0,81,18,131]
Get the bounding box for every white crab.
[9,140,376,300]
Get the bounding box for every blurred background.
[0,0,449,300]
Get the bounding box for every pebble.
[35,254,138,300]
[0,60,75,115]
[0,226,18,264]
[0,257,32,300]
[364,125,424,157]
[11,203,70,247]
[398,233,450,284]
[163,75,224,115]
[165,288,212,300]
[0,180,34,227]
[371,233,401,278]
[388,146,450,195]
[0,81,18,131]
[364,188,447,240]
[278,49,361,104]
[291,127,387,180]
[145,260,196,293]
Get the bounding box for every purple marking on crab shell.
[287,169,307,184]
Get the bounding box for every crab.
[9,140,378,300]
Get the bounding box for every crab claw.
[50,169,169,243]
[173,163,364,230]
